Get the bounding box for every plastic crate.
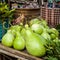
[0,19,9,41]
[40,3,60,27]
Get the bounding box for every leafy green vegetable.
[45,38,60,60]
[0,2,15,22]
[45,56,58,60]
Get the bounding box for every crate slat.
[0,44,43,60]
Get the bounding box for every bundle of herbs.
[0,2,15,23]
[44,38,60,60]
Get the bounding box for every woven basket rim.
[16,8,40,10]
[41,6,60,9]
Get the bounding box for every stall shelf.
[0,43,43,60]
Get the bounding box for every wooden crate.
[0,43,43,60]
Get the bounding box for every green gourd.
[13,31,25,50]
[35,33,47,45]
[25,29,46,57]
[9,25,22,32]
[2,30,14,47]
[29,18,40,26]
[50,28,59,37]
[31,24,43,34]
[41,31,51,40]
[21,28,26,40]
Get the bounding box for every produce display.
[1,18,60,60]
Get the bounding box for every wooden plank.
[0,44,43,60]
[0,49,27,60]
[0,54,2,60]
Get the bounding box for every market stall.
[0,0,60,60]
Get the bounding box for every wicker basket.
[40,4,60,27]
[14,8,40,21]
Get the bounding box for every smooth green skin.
[53,38,60,43]
[31,24,43,34]
[25,29,46,57]
[13,32,25,50]
[21,28,26,40]
[10,25,22,32]
[2,30,14,47]
[29,18,40,26]
[50,33,57,40]
[26,41,46,57]
[35,34,47,45]
[50,28,59,37]
[41,31,51,40]
[9,25,22,36]
[40,20,48,28]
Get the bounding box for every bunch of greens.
[0,2,15,22]
[44,38,60,60]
